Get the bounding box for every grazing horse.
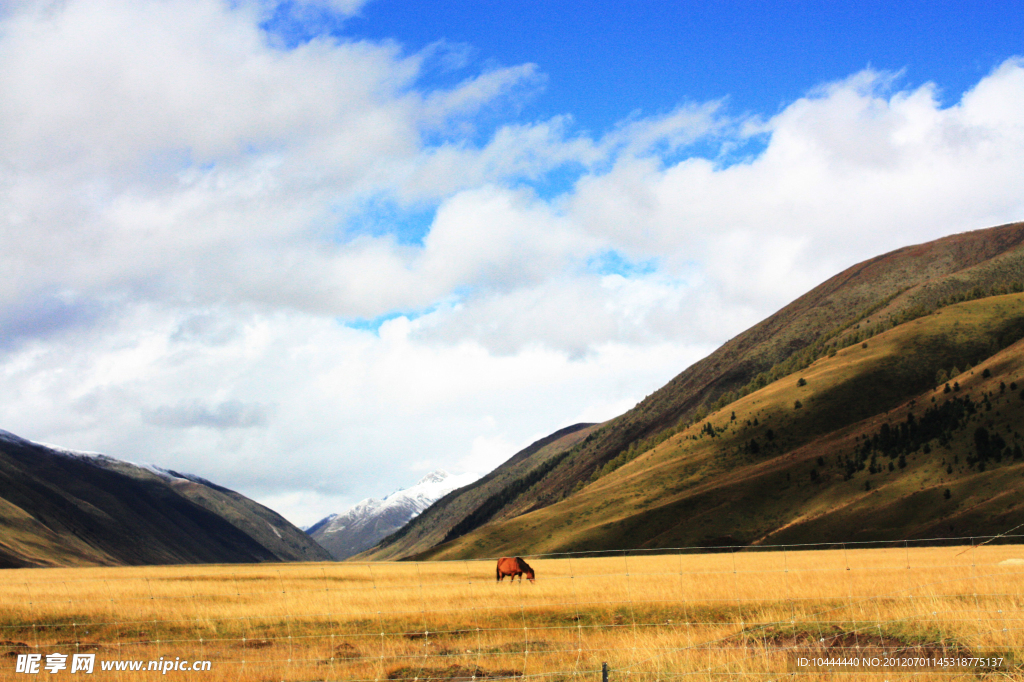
[496,556,535,584]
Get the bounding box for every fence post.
[602,661,609,681]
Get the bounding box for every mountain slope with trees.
[358,221,1024,560]
[420,292,1024,558]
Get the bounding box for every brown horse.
[496,556,535,584]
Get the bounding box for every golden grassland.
[1,544,1023,681]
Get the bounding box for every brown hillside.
[503,221,1024,515]
[361,221,1024,561]
[0,431,331,567]
[419,293,1024,559]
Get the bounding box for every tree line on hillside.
[837,389,1022,480]
[705,282,1024,418]
[586,282,1024,491]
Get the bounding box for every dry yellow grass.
[1,543,1023,680]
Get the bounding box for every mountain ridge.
[418,291,1024,559]
[0,429,331,567]
[357,220,1024,561]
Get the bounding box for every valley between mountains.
[3,221,1024,566]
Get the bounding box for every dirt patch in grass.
[240,638,274,649]
[4,640,105,657]
[331,642,362,660]
[746,624,970,658]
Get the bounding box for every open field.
[2,542,1023,681]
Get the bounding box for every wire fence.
[2,535,1023,680]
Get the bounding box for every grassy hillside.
[0,432,331,567]
[419,292,1024,558]
[359,221,1024,561]
[478,221,1024,517]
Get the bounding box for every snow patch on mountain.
[0,429,106,460]
[0,429,228,491]
[307,470,479,560]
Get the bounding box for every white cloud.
[600,101,728,159]
[420,63,545,128]
[398,116,601,200]
[0,303,695,525]
[1,1,1023,526]
[569,62,1024,312]
[419,186,587,291]
[0,0,411,171]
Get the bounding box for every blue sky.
[1,0,1023,525]
[281,1,1024,134]
[277,0,1024,241]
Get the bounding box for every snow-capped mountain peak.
[415,471,449,486]
[307,470,479,560]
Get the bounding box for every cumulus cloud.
[569,62,1024,309]
[1,0,1023,525]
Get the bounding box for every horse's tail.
[496,566,500,582]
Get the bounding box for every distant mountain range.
[357,220,1024,560]
[0,429,331,567]
[307,470,478,560]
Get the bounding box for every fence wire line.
[2,535,1022,680]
